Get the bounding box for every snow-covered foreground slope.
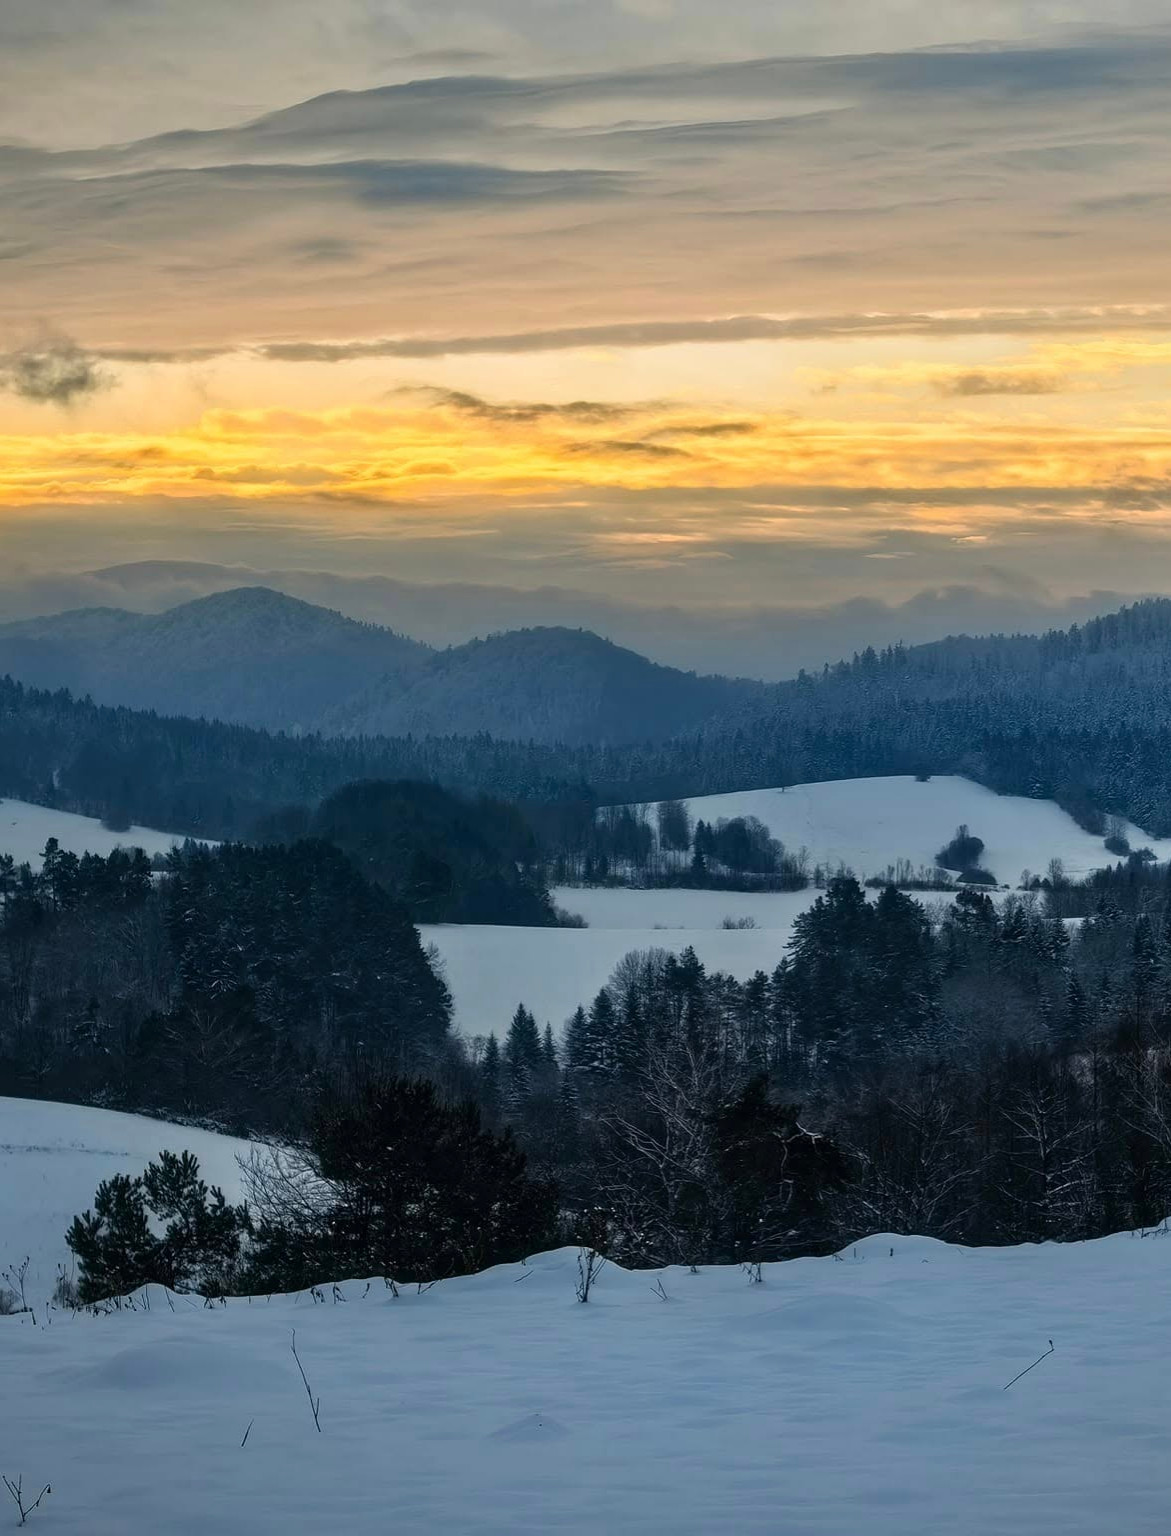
[421,922,791,1038]
[0,797,193,867]
[670,775,1171,884]
[0,1098,252,1295]
[5,1233,1171,1534]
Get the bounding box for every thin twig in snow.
[291,1330,322,1432]
[2,1474,51,1526]
[1003,1339,1055,1391]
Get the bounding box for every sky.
[4,2,1171,618]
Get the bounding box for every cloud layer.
[4,14,1171,618]
[6,30,1171,352]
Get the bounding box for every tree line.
[49,855,1171,1301]
[483,875,1171,1264]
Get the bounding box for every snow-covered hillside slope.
[0,797,192,867]
[0,1098,252,1295]
[5,1232,1171,1534]
[668,775,1171,884]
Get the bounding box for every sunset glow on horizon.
[4,5,1171,609]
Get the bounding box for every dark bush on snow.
[937,824,985,870]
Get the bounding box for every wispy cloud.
[933,370,1067,397]
[6,30,1171,360]
[409,387,636,424]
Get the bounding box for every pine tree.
[505,1004,543,1075]
[564,1006,590,1073]
[556,1072,582,1159]
[1063,974,1089,1046]
[585,990,618,1076]
[66,1174,155,1304]
[481,1034,502,1122]
[613,987,646,1080]
[541,1023,559,1072]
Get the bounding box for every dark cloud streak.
[413,387,635,424]
[0,333,107,404]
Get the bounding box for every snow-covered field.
[551,885,817,932]
[424,888,968,1039]
[0,1097,252,1296]
[5,1227,1171,1534]
[425,774,1157,1038]
[0,797,192,867]
[421,922,789,1040]
[667,774,1171,885]
[3,775,1154,1046]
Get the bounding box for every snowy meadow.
[4,1227,1170,1535]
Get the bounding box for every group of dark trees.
[66,1150,251,1303]
[259,779,557,924]
[548,800,809,890]
[0,837,452,1128]
[66,1077,557,1304]
[935,824,996,886]
[475,875,1171,1263]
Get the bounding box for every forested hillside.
[0,839,451,1127]
[651,599,1171,834]
[0,590,758,746]
[9,599,1171,842]
[0,588,429,734]
[0,673,589,839]
[322,625,759,745]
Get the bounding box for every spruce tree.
[505,1004,543,1075]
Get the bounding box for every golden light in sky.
[3,6,1171,616]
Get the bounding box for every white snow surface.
[0,797,193,867]
[421,921,798,1038]
[551,885,819,932]
[668,774,1171,884]
[4,1227,1171,1533]
[0,1097,252,1293]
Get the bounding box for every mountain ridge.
[0,587,760,746]
[0,558,1144,680]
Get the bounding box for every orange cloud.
[4,397,1171,545]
